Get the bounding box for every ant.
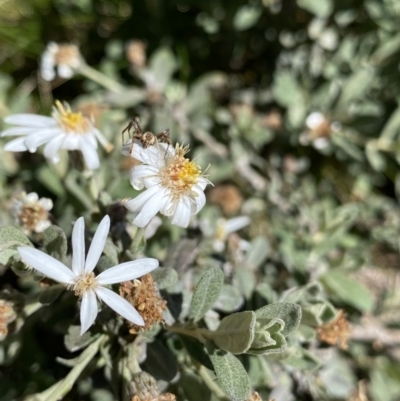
[122,117,171,153]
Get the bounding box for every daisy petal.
[171,197,191,228]
[97,258,159,285]
[1,127,40,137]
[4,137,28,152]
[80,290,98,335]
[124,185,163,213]
[72,217,85,275]
[95,286,144,326]
[24,129,59,152]
[18,247,75,284]
[192,186,206,214]
[84,215,110,273]
[133,189,168,228]
[225,216,250,234]
[43,134,65,163]
[5,114,57,127]
[79,141,100,170]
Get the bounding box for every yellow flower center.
[73,272,98,297]
[54,100,91,134]
[160,144,201,196]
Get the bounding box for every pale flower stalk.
[122,142,211,228]
[12,192,53,235]
[18,215,159,334]
[1,101,113,170]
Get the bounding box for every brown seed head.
[119,274,167,333]
[317,309,350,350]
[0,300,14,339]
[209,184,243,215]
[126,40,147,68]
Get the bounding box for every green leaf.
[246,236,270,269]
[64,325,96,352]
[211,311,256,354]
[151,267,178,289]
[297,0,333,18]
[0,226,32,265]
[180,335,214,370]
[207,343,250,401]
[321,270,375,312]
[38,284,65,305]
[43,226,68,263]
[233,5,262,31]
[214,284,244,312]
[247,318,287,355]
[366,140,386,172]
[149,47,177,91]
[188,267,224,322]
[255,303,302,336]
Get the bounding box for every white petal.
[4,137,28,152]
[171,197,191,228]
[24,129,59,152]
[133,189,168,228]
[60,134,80,150]
[4,114,57,127]
[43,134,65,163]
[18,247,75,284]
[41,68,56,81]
[84,215,110,273]
[225,216,251,234]
[79,141,100,170]
[80,290,98,335]
[196,177,210,191]
[38,198,53,211]
[1,127,39,137]
[72,217,85,275]
[129,165,158,189]
[95,286,144,326]
[97,258,159,285]
[192,186,206,214]
[35,220,51,233]
[144,216,163,239]
[124,185,163,213]
[58,64,74,79]
[25,193,39,202]
[306,112,324,130]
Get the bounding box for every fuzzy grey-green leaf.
[0,226,32,265]
[43,225,68,263]
[188,267,224,322]
[208,343,250,401]
[211,311,256,354]
[255,302,302,336]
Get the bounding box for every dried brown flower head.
[129,371,176,401]
[120,274,166,333]
[126,40,147,69]
[131,395,176,401]
[246,392,275,401]
[0,300,14,340]
[349,381,370,401]
[317,309,350,350]
[261,109,283,130]
[12,192,53,235]
[209,184,243,215]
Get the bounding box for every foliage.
[1,0,400,400]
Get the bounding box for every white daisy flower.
[1,100,113,170]
[18,215,159,334]
[122,142,211,228]
[205,216,250,252]
[12,192,53,235]
[40,42,82,81]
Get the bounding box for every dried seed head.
[209,185,243,215]
[129,371,176,401]
[12,192,53,235]
[119,274,166,333]
[0,300,15,340]
[317,309,350,350]
[126,40,147,69]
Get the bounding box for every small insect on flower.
[122,117,171,153]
